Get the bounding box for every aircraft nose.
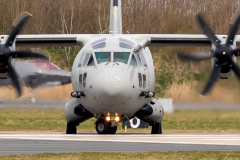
[94,68,132,106]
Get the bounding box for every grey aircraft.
[0,60,71,89]
[1,0,240,134]
[0,60,71,101]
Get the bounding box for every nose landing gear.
[96,119,117,134]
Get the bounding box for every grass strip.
[1,152,240,160]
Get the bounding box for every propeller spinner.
[0,12,49,98]
[177,12,240,95]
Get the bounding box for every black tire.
[96,119,111,134]
[109,126,117,134]
[66,122,77,134]
[151,122,162,134]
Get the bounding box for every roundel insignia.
[130,118,141,128]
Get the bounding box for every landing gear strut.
[96,119,117,134]
[66,122,77,134]
[151,122,162,134]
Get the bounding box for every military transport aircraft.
[0,60,71,102]
[1,0,240,135]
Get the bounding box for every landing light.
[106,116,111,121]
[115,116,120,122]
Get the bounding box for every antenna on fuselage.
[109,0,122,35]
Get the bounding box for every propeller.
[177,12,240,95]
[0,12,49,98]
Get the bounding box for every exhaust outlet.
[74,104,92,116]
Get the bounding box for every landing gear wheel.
[109,126,117,134]
[151,122,162,134]
[66,123,77,134]
[96,119,111,134]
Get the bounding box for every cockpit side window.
[91,38,106,46]
[95,52,111,64]
[119,38,134,49]
[138,73,142,88]
[92,38,106,49]
[135,53,142,65]
[79,74,83,88]
[83,53,91,66]
[78,53,86,67]
[119,42,133,49]
[119,38,135,45]
[29,60,60,70]
[113,52,130,64]
[92,42,106,49]
[87,54,95,66]
[139,51,147,67]
[130,55,138,66]
[143,74,146,88]
[83,73,87,88]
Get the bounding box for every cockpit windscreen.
[114,52,130,64]
[95,52,111,64]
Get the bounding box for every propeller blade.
[5,12,32,47]
[232,48,240,56]
[177,50,215,61]
[230,59,240,79]
[226,11,240,46]
[196,13,221,47]
[201,61,222,95]
[7,61,23,98]
[10,48,49,60]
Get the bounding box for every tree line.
[0,0,239,35]
[0,0,239,70]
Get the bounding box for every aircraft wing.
[131,34,240,47]
[0,34,94,47]
[2,34,239,47]
[0,60,71,89]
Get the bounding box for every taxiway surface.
[1,99,240,110]
[0,133,239,155]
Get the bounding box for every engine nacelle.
[0,36,16,79]
[65,98,93,124]
[135,98,164,123]
[211,42,236,79]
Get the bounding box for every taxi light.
[115,116,120,122]
[106,116,111,121]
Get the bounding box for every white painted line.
[0,136,239,146]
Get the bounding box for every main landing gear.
[151,122,162,134]
[96,119,117,134]
[66,122,77,134]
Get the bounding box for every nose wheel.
[109,126,117,134]
[96,119,117,134]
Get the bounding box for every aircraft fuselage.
[71,35,155,118]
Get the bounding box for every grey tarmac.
[0,133,240,155]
